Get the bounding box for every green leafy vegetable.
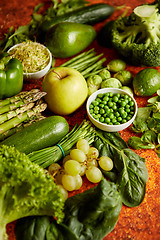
[63,179,122,240]
[128,90,160,157]
[94,130,149,207]
[101,0,160,66]
[15,216,50,240]
[0,144,64,240]
[15,215,79,240]
[46,218,79,240]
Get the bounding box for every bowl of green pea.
[86,88,138,132]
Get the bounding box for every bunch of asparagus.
[0,89,47,141]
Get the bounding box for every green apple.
[42,67,88,115]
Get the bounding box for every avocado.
[45,22,96,58]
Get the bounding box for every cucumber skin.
[38,3,115,41]
[0,116,69,155]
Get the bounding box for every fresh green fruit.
[42,66,88,115]
[133,68,160,96]
[45,22,96,58]
[120,86,134,96]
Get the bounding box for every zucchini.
[38,3,115,42]
[0,116,69,154]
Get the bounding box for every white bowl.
[8,42,52,79]
[86,88,138,132]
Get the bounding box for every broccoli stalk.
[108,1,160,66]
[0,145,64,240]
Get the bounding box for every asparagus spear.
[0,100,47,134]
[0,102,35,124]
[0,89,40,107]
[0,89,47,114]
[0,114,46,141]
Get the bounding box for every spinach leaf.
[63,179,122,240]
[128,130,157,150]
[46,218,79,240]
[116,148,149,207]
[94,130,148,207]
[15,216,50,240]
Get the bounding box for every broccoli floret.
[109,1,160,66]
[0,145,64,240]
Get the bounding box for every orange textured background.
[1,0,160,239]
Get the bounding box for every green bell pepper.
[0,56,23,99]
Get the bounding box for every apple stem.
[52,70,62,79]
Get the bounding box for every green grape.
[57,184,68,201]
[74,174,83,190]
[62,174,76,191]
[79,163,86,176]
[87,159,98,167]
[55,169,65,185]
[64,160,81,176]
[76,139,90,154]
[70,149,86,162]
[87,147,99,161]
[99,156,113,171]
[62,155,71,164]
[86,166,102,183]
[48,163,61,175]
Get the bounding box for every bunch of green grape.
[48,139,114,200]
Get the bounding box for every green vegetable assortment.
[0,0,159,239]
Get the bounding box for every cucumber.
[38,3,115,42]
[0,116,69,154]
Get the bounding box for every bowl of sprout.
[86,88,138,132]
[8,41,52,79]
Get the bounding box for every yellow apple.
[42,66,88,115]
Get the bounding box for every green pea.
[108,101,114,107]
[117,116,122,122]
[113,96,119,102]
[99,103,104,108]
[100,109,105,115]
[115,112,120,117]
[112,118,117,124]
[130,101,135,106]
[121,112,128,119]
[103,96,109,102]
[105,117,111,124]
[92,100,99,106]
[96,97,102,103]
[98,93,104,98]
[89,109,94,114]
[122,119,127,123]
[99,117,105,122]
[94,106,99,112]
[112,105,117,110]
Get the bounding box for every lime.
[133,68,160,96]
